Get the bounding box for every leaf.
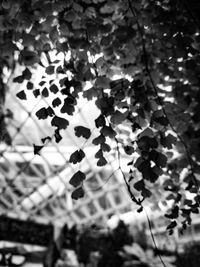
[54,128,62,143]
[95,76,110,88]
[42,87,49,97]
[46,106,54,117]
[16,90,27,100]
[60,97,76,115]
[33,89,40,98]
[33,144,44,155]
[101,125,116,138]
[51,116,69,129]
[39,81,46,86]
[69,149,85,164]
[165,205,179,219]
[95,115,106,128]
[166,220,177,230]
[27,81,33,90]
[69,171,86,187]
[160,133,177,149]
[74,126,91,139]
[139,127,154,138]
[52,97,61,107]
[137,206,143,213]
[92,134,106,145]
[50,84,59,94]
[141,188,152,198]
[71,186,85,200]
[95,97,114,115]
[13,75,24,83]
[101,143,111,152]
[153,116,169,126]
[95,149,103,158]
[124,146,134,155]
[110,110,126,124]
[23,68,32,80]
[134,179,145,191]
[97,157,107,166]
[46,65,55,75]
[83,87,98,100]
[36,108,48,120]
[137,136,158,151]
[149,150,167,167]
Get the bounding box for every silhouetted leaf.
[124,146,134,155]
[97,156,107,166]
[23,68,32,80]
[54,128,62,143]
[101,143,111,152]
[27,81,33,90]
[51,116,69,129]
[95,149,103,158]
[69,149,85,164]
[42,87,49,97]
[13,75,24,83]
[166,220,177,230]
[92,134,106,145]
[33,144,44,155]
[52,97,61,107]
[46,65,54,75]
[101,125,116,138]
[95,115,106,128]
[50,84,59,94]
[69,171,86,187]
[39,81,46,86]
[36,108,48,120]
[165,205,179,219]
[160,133,177,149]
[71,186,85,200]
[134,179,144,191]
[16,90,26,100]
[110,110,126,124]
[33,89,40,98]
[46,106,54,117]
[74,126,91,139]
[141,188,152,198]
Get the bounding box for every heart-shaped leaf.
[95,114,106,128]
[52,97,61,107]
[97,156,107,166]
[74,126,91,139]
[23,68,32,80]
[50,84,59,94]
[27,81,33,90]
[69,171,86,187]
[36,108,48,120]
[51,116,69,129]
[71,186,85,200]
[101,125,116,138]
[92,134,106,145]
[16,90,27,100]
[69,149,85,164]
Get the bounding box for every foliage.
[1,0,200,231]
[61,221,175,267]
[175,243,200,267]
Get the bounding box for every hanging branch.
[128,0,199,194]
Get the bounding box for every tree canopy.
[1,0,200,232]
